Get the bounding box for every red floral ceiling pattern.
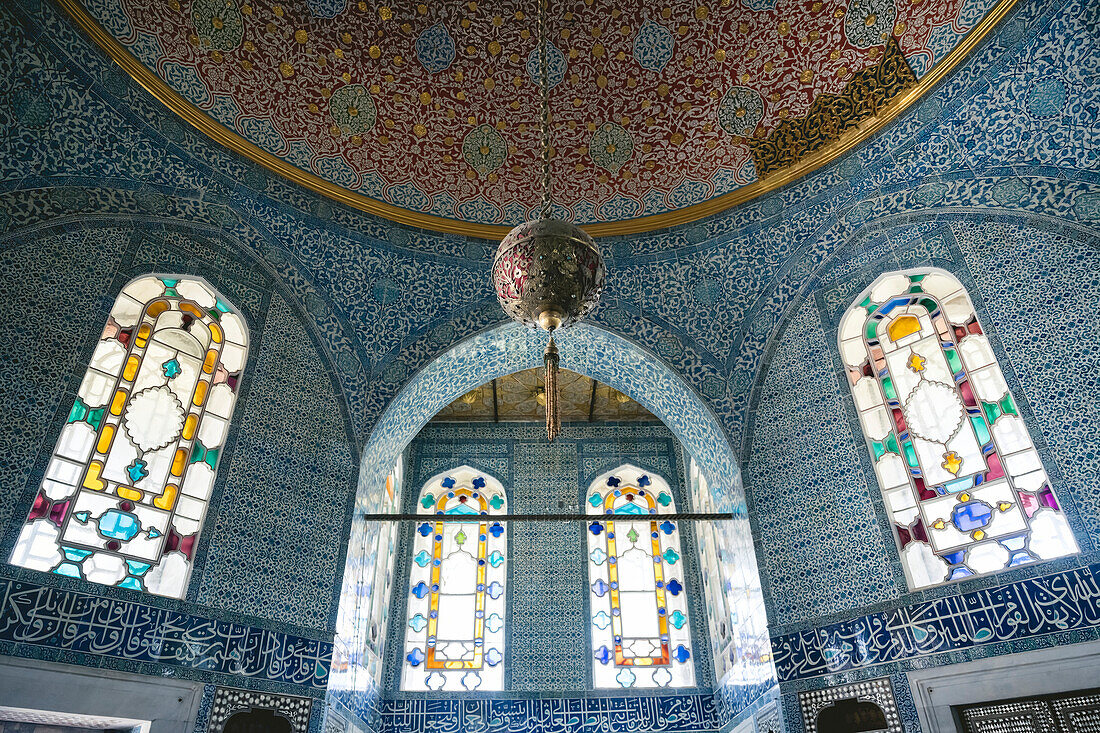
[78,0,998,229]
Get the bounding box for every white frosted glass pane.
[87,338,127,378]
[110,294,145,327]
[920,272,964,302]
[440,551,477,592]
[860,405,892,441]
[616,547,656,592]
[206,383,235,418]
[143,552,189,597]
[436,641,473,661]
[958,334,996,371]
[221,343,246,372]
[173,516,200,536]
[45,457,84,489]
[966,542,1009,574]
[435,595,475,640]
[942,292,974,325]
[197,415,227,449]
[852,377,881,412]
[83,552,128,585]
[910,438,950,487]
[55,422,95,463]
[120,385,185,453]
[176,279,216,308]
[892,506,919,525]
[871,273,909,303]
[992,415,1031,454]
[1015,469,1049,492]
[153,311,185,330]
[103,435,140,485]
[152,327,205,358]
[1004,449,1042,476]
[137,444,174,491]
[839,310,865,342]
[618,591,659,640]
[883,484,917,515]
[876,454,910,491]
[122,276,165,303]
[78,369,116,408]
[624,639,659,658]
[884,348,921,402]
[944,427,985,478]
[175,494,206,521]
[902,540,949,589]
[12,520,63,570]
[221,313,247,346]
[910,337,954,385]
[1029,510,1078,559]
[969,365,1009,402]
[902,380,966,444]
[840,337,866,368]
[179,460,213,499]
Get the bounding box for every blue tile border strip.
[0,575,332,689]
[772,562,1100,682]
[374,693,720,733]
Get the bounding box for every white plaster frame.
[0,656,204,733]
[907,638,1100,732]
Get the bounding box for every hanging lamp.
[492,0,606,442]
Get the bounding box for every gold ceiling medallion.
[57,0,1019,239]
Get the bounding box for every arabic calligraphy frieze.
[772,563,1100,682]
[376,693,719,733]
[0,578,332,689]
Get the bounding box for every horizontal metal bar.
[359,512,735,522]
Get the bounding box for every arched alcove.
[330,321,774,713]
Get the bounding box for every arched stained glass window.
[338,457,404,683]
[10,275,248,598]
[401,466,507,692]
[689,460,736,682]
[586,465,694,689]
[839,268,1078,589]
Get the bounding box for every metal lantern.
[492,219,605,332]
[493,219,606,440]
[491,0,607,442]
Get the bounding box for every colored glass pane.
[838,268,1078,589]
[10,276,248,599]
[587,465,693,689]
[336,458,405,688]
[401,466,507,692]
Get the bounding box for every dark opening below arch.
[816,698,889,733]
[223,708,293,733]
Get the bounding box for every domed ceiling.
[69,0,1009,235]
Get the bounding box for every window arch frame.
[9,274,249,599]
[399,465,508,692]
[838,267,1078,590]
[585,463,695,690]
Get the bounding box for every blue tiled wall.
[1,0,1098,726]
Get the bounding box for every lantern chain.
[538,0,552,219]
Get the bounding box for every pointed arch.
[586,464,694,689]
[838,268,1078,588]
[10,275,248,598]
[400,465,507,692]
